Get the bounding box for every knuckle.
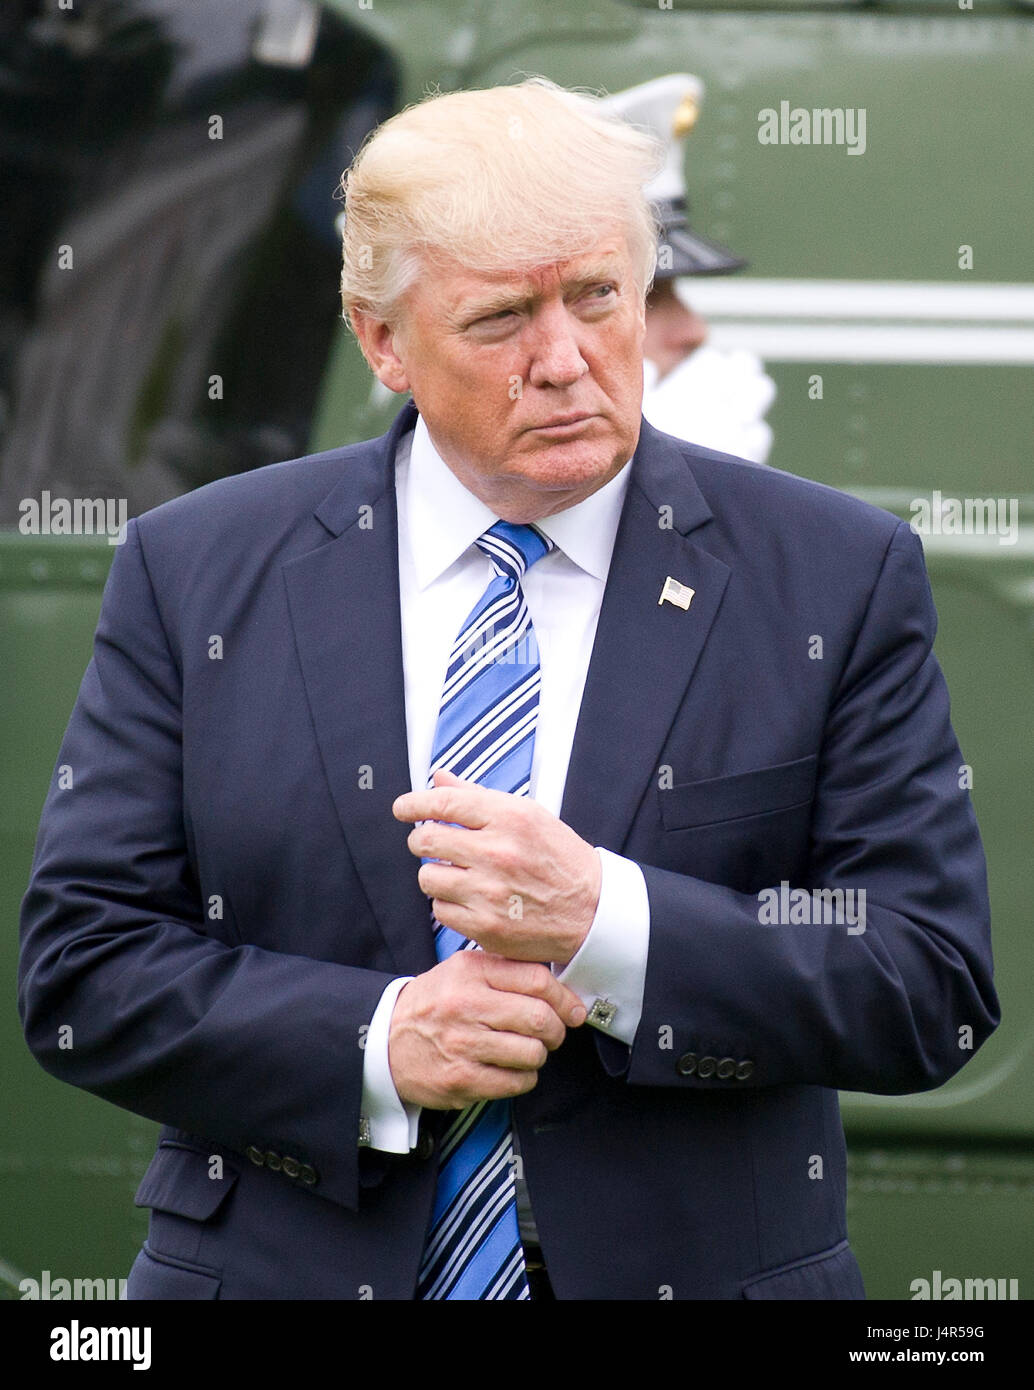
[509,1070,538,1098]
[443,1057,472,1100]
[526,999,552,1035]
[483,950,510,979]
[489,838,516,873]
[523,962,552,995]
[443,952,470,983]
[408,817,430,850]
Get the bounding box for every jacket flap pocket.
[742,1238,864,1300]
[134,1143,239,1220]
[661,755,818,831]
[128,1246,222,1300]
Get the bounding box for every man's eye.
[469,309,515,330]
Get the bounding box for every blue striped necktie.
[416,519,554,1301]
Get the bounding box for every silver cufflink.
[587,998,618,1029]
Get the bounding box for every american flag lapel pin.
[659,576,695,610]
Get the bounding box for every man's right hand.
[387,952,586,1109]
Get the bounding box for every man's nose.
[526,305,589,389]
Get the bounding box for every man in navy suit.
[19,78,998,1300]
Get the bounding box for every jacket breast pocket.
[660,755,818,832]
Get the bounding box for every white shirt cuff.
[360,976,421,1153]
[554,847,650,1047]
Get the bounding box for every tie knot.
[476,520,553,584]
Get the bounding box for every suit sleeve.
[610,521,999,1093]
[18,520,397,1212]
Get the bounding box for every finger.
[450,1064,541,1107]
[481,956,587,1028]
[413,848,478,905]
[409,822,476,869]
[471,1028,551,1071]
[392,782,500,828]
[475,989,567,1052]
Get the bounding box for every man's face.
[643,278,708,381]
[355,235,646,522]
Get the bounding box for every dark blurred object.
[0,0,395,521]
[651,195,747,278]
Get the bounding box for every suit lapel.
[282,401,436,976]
[559,420,731,851]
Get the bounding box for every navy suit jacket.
[19,401,998,1299]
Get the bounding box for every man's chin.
[487,442,633,521]
[517,438,622,485]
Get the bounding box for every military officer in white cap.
[601,73,776,464]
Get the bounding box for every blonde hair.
[340,77,663,325]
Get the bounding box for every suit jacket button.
[735,1060,755,1081]
[299,1164,318,1186]
[265,1150,282,1172]
[246,1146,265,1167]
[417,1131,435,1161]
[675,1052,697,1076]
[716,1057,736,1080]
[281,1156,301,1179]
[696,1056,717,1078]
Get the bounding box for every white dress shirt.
[360,412,651,1153]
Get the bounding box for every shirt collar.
[404,412,634,589]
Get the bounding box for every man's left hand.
[392,770,601,966]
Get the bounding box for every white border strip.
[707,322,1034,364]
[681,279,1034,322]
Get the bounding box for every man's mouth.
[528,413,596,434]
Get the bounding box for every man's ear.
[350,308,411,394]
